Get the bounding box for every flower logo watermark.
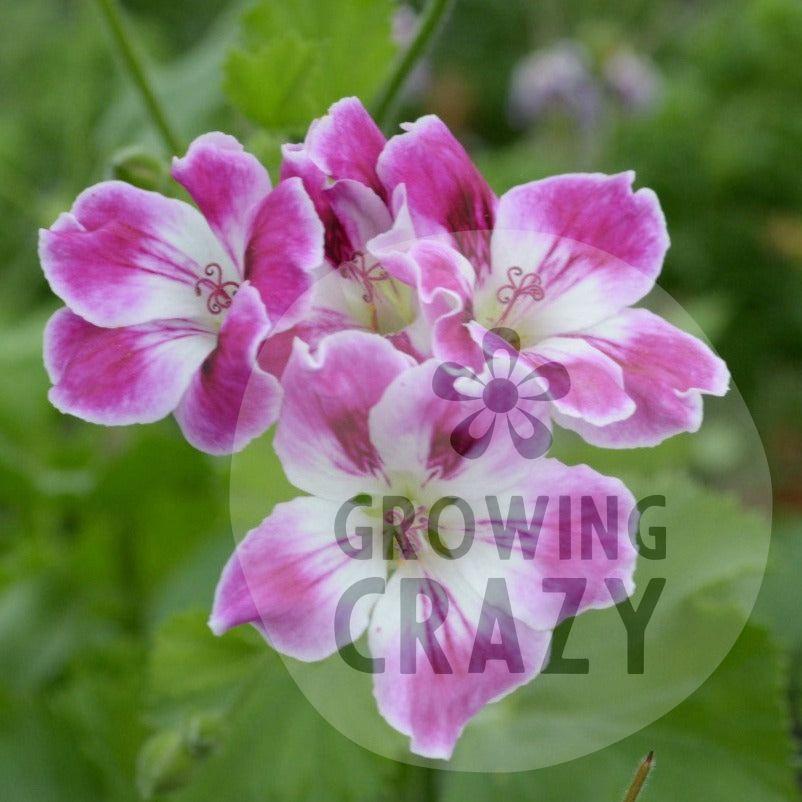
[432,327,570,459]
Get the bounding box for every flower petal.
[555,308,730,447]
[527,336,636,426]
[210,496,386,661]
[171,132,271,269]
[369,214,479,369]
[256,305,359,379]
[411,242,478,369]
[174,283,279,455]
[377,115,497,273]
[274,330,414,501]
[39,181,236,328]
[281,98,386,267]
[484,172,668,337]
[369,564,551,759]
[369,360,551,501]
[45,307,214,426]
[244,177,324,329]
[326,179,393,260]
[304,97,386,197]
[462,459,638,631]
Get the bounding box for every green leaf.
[141,611,391,801]
[439,622,797,802]
[224,0,397,131]
[224,34,319,130]
[0,692,102,802]
[145,610,263,728]
[753,519,802,653]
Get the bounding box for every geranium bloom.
[261,97,477,369]
[210,331,637,759]
[40,133,322,454]
[373,118,730,447]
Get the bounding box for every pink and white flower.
[210,331,637,759]
[260,98,482,371]
[40,133,323,454]
[375,118,730,447]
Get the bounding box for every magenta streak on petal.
[100,228,200,285]
[331,414,386,479]
[326,214,358,266]
[448,192,495,272]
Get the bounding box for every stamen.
[496,266,545,306]
[194,263,239,315]
[339,251,389,304]
[384,505,429,559]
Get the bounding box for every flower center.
[495,266,544,326]
[338,251,415,335]
[483,377,519,413]
[384,504,429,560]
[194,263,240,315]
[339,250,390,304]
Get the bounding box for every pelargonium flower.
[40,133,322,454]
[374,116,730,447]
[261,97,479,370]
[210,331,637,759]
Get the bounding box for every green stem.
[396,763,439,802]
[372,0,455,131]
[622,751,654,802]
[94,0,183,154]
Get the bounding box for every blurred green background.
[2,0,802,799]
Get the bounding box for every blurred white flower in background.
[508,40,662,131]
[603,48,662,112]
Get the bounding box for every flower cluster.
[39,98,729,759]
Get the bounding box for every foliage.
[224,0,397,132]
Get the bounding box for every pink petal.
[369,566,551,759]
[380,239,480,370]
[39,181,236,328]
[44,307,214,426]
[281,99,387,267]
[304,97,386,198]
[377,115,497,273]
[366,184,419,285]
[171,133,271,268]
[412,243,478,369]
[367,201,480,369]
[244,177,324,329]
[174,283,279,455]
[274,330,414,501]
[256,306,360,378]
[464,460,639,631]
[326,179,393,260]
[485,172,668,336]
[526,336,636,426]
[368,360,551,494]
[210,497,386,661]
[280,143,329,218]
[556,308,729,447]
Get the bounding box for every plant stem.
[395,762,439,802]
[94,0,183,154]
[623,751,655,802]
[372,0,455,131]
